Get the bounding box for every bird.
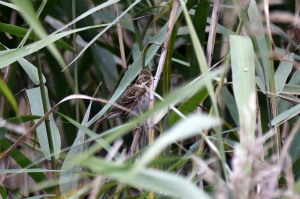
[92,69,153,127]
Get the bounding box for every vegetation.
[0,0,300,198]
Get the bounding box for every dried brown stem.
[148,0,179,144]
[129,126,142,157]
[206,0,220,68]
[114,3,127,71]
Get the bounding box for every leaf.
[66,0,141,67]
[91,45,118,93]
[277,68,300,114]
[170,87,209,126]
[179,0,227,178]
[282,84,300,94]
[80,157,211,199]
[136,114,222,169]
[271,23,299,50]
[0,185,8,199]
[0,78,18,114]
[26,87,61,159]
[275,54,294,94]
[11,0,66,68]
[0,115,41,141]
[26,194,56,199]
[248,0,270,92]
[271,103,300,126]
[0,1,19,10]
[220,86,239,125]
[59,100,91,194]
[0,23,74,52]
[18,58,46,85]
[87,11,172,126]
[92,11,134,32]
[0,138,52,193]
[230,35,256,136]
[0,23,108,69]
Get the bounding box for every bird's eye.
[143,76,147,79]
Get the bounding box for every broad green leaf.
[18,58,46,85]
[230,35,256,136]
[248,0,270,91]
[275,54,294,94]
[26,87,61,159]
[271,103,300,126]
[80,157,211,199]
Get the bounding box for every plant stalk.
[35,52,58,184]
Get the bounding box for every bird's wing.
[111,85,145,112]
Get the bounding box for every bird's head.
[136,69,153,87]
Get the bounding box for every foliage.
[0,0,300,198]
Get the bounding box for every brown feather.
[92,69,153,128]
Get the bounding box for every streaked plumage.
[92,69,153,127]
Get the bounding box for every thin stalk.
[206,0,220,68]
[114,3,127,72]
[263,0,279,154]
[35,52,58,186]
[72,0,79,124]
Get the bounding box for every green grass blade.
[0,78,18,114]
[26,87,61,159]
[275,54,294,94]
[11,0,66,68]
[230,35,256,135]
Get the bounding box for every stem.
[72,0,79,124]
[35,52,58,182]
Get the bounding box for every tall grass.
[1,0,300,198]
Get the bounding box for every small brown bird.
[92,69,153,127]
